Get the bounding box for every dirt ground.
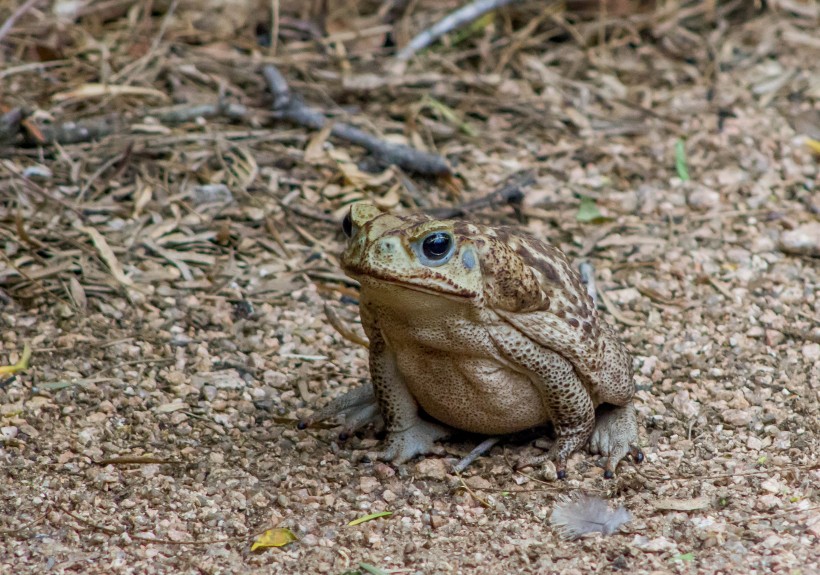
[1,1,818,574]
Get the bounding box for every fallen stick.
[427,170,533,219]
[262,64,451,177]
[0,0,43,44]
[4,101,252,146]
[395,0,526,62]
[453,436,501,473]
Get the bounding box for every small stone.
[802,343,820,362]
[300,534,319,546]
[540,460,558,482]
[722,409,752,427]
[359,476,380,494]
[631,535,678,552]
[202,385,218,402]
[765,330,785,347]
[779,222,820,256]
[373,463,395,479]
[192,370,246,390]
[806,512,820,537]
[463,475,492,490]
[686,184,720,210]
[382,489,397,503]
[0,426,18,440]
[415,458,449,481]
[746,436,763,450]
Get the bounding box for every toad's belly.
[395,350,549,434]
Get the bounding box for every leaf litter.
[0,1,819,574]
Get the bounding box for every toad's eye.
[413,231,456,267]
[422,232,452,259]
[342,211,353,238]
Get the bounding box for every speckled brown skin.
[304,203,642,478]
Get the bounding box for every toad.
[301,204,643,478]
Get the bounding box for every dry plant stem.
[262,65,451,177]
[453,436,502,473]
[395,0,527,62]
[427,171,533,219]
[0,0,43,43]
[149,102,251,124]
[13,103,249,145]
[28,115,124,145]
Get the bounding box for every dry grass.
[1,1,818,573]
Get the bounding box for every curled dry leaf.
[250,528,298,552]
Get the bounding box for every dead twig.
[262,64,451,177]
[149,101,252,124]
[27,114,125,145]
[324,303,369,349]
[395,0,527,62]
[453,436,501,474]
[0,0,43,44]
[427,171,533,219]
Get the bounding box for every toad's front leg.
[367,328,451,464]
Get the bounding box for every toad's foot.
[589,403,644,478]
[297,384,384,439]
[371,419,451,465]
[515,426,593,480]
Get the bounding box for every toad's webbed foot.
[371,419,451,465]
[515,423,594,480]
[297,384,384,439]
[589,403,643,478]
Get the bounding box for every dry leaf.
[77,225,134,286]
[304,121,334,163]
[0,343,32,375]
[348,511,392,526]
[250,528,298,552]
[68,276,87,310]
[133,179,153,218]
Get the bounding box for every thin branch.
[395,0,526,62]
[0,0,43,44]
[427,170,533,219]
[262,64,451,177]
[453,437,501,474]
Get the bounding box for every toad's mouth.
[345,268,479,301]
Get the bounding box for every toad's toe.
[372,419,451,465]
[589,403,641,477]
[298,383,383,434]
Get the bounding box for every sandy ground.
[1,1,818,573]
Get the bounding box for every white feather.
[550,495,631,540]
